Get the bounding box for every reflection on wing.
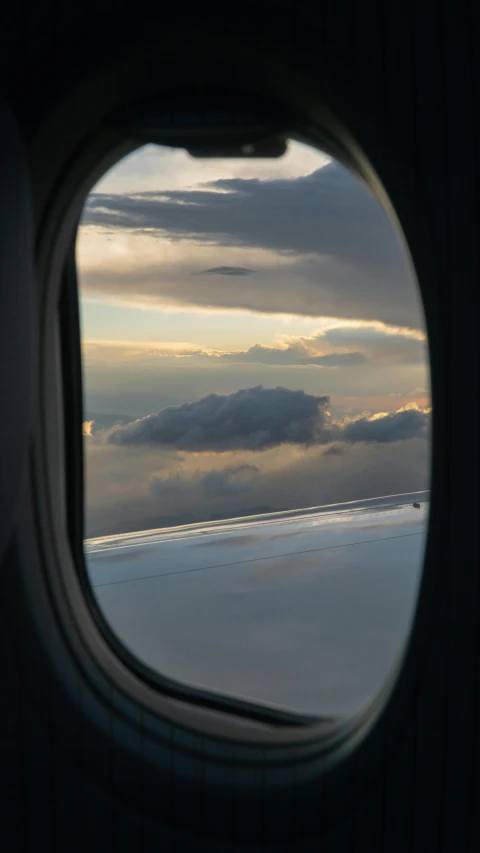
[85,491,429,718]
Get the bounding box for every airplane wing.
[85,491,429,719]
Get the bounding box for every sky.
[78,140,431,539]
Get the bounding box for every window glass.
[78,140,430,718]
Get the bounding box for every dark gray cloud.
[81,161,422,328]
[107,386,332,452]
[82,164,397,266]
[343,406,430,443]
[195,266,257,276]
[105,386,430,453]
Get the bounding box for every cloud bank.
[212,343,367,367]
[80,161,422,328]
[82,324,426,371]
[105,386,430,453]
[82,163,400,267]
[84,437,430,538]
[343,404,430,443]
[107,386,332,451]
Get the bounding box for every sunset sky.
[78,140,431,538]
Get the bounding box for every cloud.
[318,326,427,365]
[84,436,430,538]
[82,163,397,265]
[215,343,367,367]
[208,322,427,367]
[106,386,333,452]
[342,404,430,443]
[195,266,257,276]
[201,464,260,496]
[94,140,330,196]
[103,386,430,453]
[389,387,428,398]
[150,464,260,500]
[149,472,194,498]
[83,420,95,436]
[323,445,343,456]
[82,321,425,375]
[79,161,422,328]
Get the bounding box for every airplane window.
[77,140,431,719]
